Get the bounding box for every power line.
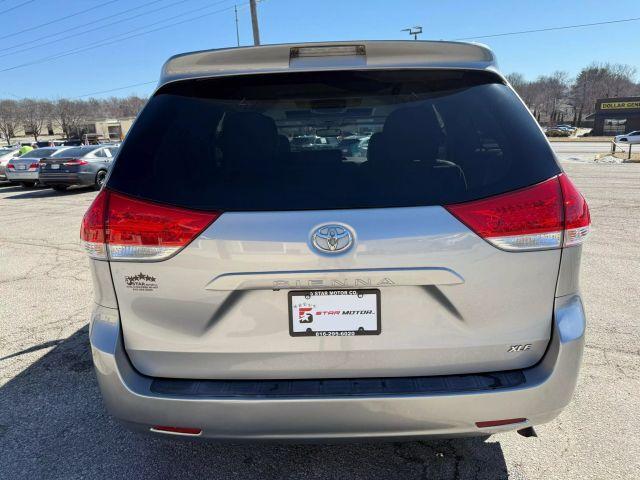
[0,1,246,74]
[74,81,157,99]
[29,8,640,101]
[0,0,193,59]
[70,3,252,98]
[0,0,121,40]
[453,16,640,41]
[0,0,35,16]
[3,0,168,51]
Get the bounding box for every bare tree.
[52,99,89,140]
[0,99,22,146]
[505,73,526,93]
[570,63,638,126]
[86,95,146,118]
[1,95,148,143]
[607,63,638,97]
[20,99,53,142]
[542,71,569,124]
[117,95,146,117]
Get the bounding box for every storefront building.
[592,97,640,136]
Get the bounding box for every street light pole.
[401,26,423,40]
[249,0,260,46]
[234,5,240,46]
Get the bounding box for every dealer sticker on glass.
[288,289,381,337]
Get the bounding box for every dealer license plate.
[289,289,381,337]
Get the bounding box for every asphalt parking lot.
[0,160,639,479]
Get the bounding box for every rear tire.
[20,181,36,189]
[52,185,68,192]
[94,170,107,190]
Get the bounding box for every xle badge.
[124,272,158,292]
[508,344,532,352]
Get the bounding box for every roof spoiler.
[158,40,497,90]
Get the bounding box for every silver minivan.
[84,41,590,440]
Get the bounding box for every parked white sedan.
[615,131,640,144]
[0,147,20,180]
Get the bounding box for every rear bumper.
[5,170,38,181]
[90,295,585,441]
[39,172,94,186]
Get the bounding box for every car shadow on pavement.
[4,186,95,200]
[0,327,509,480]
[0,184,26,193]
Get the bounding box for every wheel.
[94,170,107,190]
[52,185,68,191]
[20,181,36,189]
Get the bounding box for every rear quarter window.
[107,70,560,211]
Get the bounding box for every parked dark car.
[38,145,118,191]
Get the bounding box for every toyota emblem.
[311,224,353,253]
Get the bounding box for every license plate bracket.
[288,289,381,337]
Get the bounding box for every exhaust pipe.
[517,426,537,438]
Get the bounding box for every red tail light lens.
[28,162,39,169]
[80,189,108,259]
[80,189,221,261]
[7,163,15,169]
[63,159,88,166]
[445,174,589,251]
[558,174,590,246]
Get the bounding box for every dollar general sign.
[600,101,640,110]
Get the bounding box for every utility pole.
[401,26,423,40]
[234,5,240,46]
[249,0,260,46]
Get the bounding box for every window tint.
[20,148,56,158]
[55,146,97,158]
[50,148,74,157]
[108,70,560,211]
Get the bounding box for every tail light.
[80,189,221,261]
[7,163,14,169]
[445,174,590,251]
[28,162,39,169]
[558,174,590,246]
[63,159,88,166]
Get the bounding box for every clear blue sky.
[0,0,638,99]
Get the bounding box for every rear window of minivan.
[107,70,560,211]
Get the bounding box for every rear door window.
[107,70,560,211]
